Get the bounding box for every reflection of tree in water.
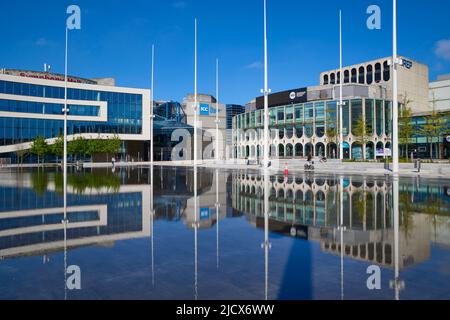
[31,172,121,195]
[31,172,49,195]
[399,191,414,243]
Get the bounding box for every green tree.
[69,137,87,161]
[420,93,445,161]
[51,135,64,163]
[352,116,373,160]
[399,95,414,161]
[105,136,121,154]
[30,136,49,165]
[85,139,101,161]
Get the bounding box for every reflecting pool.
[0,167,449,300]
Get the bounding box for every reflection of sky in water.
[0,168,449,300]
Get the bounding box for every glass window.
[295,104,303,122]
[375,63,381,83]
[365,99,374,133]
[315,102,325,138]
[286,106,293,122]
[376,100,384,136]
[383,61,390,82]
[367,65,373,85]
[277,107,285,122]
[351,68,357,83]
[342,101,349,136]
[326,101,337,130]
[305,103,314,138]
[351,99,363,136]
[358,67,366,84]
[344,70,350,83]
[385,101,392,136]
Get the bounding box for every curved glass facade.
[233,97,393,160]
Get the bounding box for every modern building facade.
[0,69,151,163]
[182,94,227,160]
[233,56,436,160]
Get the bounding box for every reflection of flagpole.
[194,165,198,300]
[339,176,345,300]
[262,169,271,300]
[63,210,68,300]
[390,176,404,299]
[215,169,220,269]
[150,165,155,286]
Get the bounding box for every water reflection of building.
[232,174,450,270]
[0,172,150,259]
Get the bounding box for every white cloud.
[434,39,450,60]
[245,61,263,69]
[35,38,56,47]
[172,1,187,9]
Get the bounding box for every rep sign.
[200,103,210,116]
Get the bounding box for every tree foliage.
[30,136,49,164]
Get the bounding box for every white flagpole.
[64,26,68,209]
[339,10,344,161]
[392,0,399,174]
[194,18,198,166]
[215,59,219,163]
[263,0,270,168]
[150,45,155,164]
[63,25,69,301]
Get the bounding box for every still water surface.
[0,167,449,300]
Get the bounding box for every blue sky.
[1,0,449,105]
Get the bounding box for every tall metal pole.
[63,28,69,300]
[150,45,155,164]
[339,10,344,161]
[64,27,68,214]
[263,0,270,168]
[339,176,345,300]
[392,0,399,174]
[216,59,220,162]
[194,19,198,166]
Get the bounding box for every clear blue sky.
[1,0,449,105]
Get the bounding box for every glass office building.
[0,70,150,163]
[233,97,394,160]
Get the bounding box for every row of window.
[234,99,392,138]
[323,61,391,85]
[0,117,143,146]
[0,99,100,117]
[0,80,143,105]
